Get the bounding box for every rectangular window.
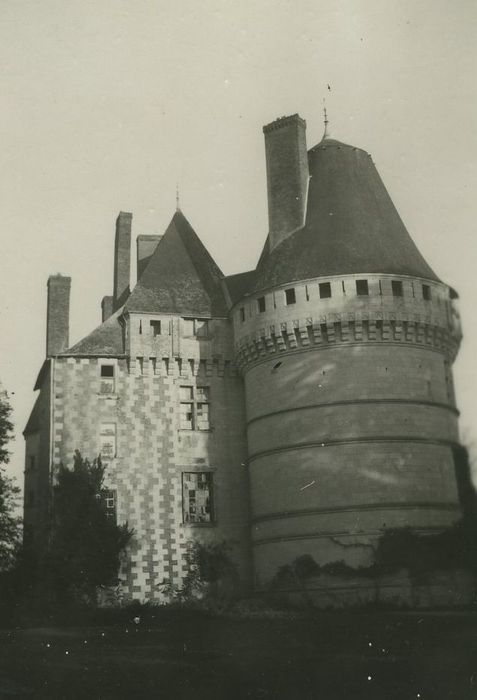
[257,296,266,313]
[99,423,116,463]
[150,320,161,336]
[356,279,369,296]
[319,282,332,299]
[101,489,117,522]
[179,386,210,430]
[392,280,403,297]
[182,472,214,524]
[195,319,209,338]
[240,307,245,322]
[422,284,431,301]
[100,364,115,394]
[285,288,296,305]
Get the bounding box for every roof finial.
[176,183,181,212]
[322,98,330,140]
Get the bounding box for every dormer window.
[392,280,403,297]
[356,279,369,296]
[422,284,431,301]
[319,282,332,299]
[257,296,266,313]
[285,288,296,305]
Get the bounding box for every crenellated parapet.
[233,273,461,371]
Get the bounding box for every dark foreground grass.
[0,609,477,699]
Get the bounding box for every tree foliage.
[0,392,21,571]
[48,450,133,604]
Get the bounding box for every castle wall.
[51,316,250,600]
[24,368,52,553]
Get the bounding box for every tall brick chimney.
[137,234,161,279]
[46,275,71,357]
[113,211,132,311]
[263,114,309,251]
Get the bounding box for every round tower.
[234,115,463,594]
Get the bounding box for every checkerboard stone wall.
[52,349,250,601]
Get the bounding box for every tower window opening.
[285,288,296,305]
[100,364,115,394]
[305,285,310,301]
[257,296,266,313]
[356,279,369,296]
[139,321,142,335]
[422,284,431,301]
[392,280,403,297]
[240,307,245,322]
[150,320,161,336]
[319,282,332,299]
[378,280,383,296]
[342,280,346,295]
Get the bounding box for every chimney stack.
[137,234,161,279]
[46,275,71,357]
[113,211,132,311]
[263,114,309,251]
[101,295,114,322]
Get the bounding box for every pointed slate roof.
[253,137,439,292]
[61,307,125,357]
[125,210,228,317]
[224,270,257,306]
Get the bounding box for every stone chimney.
[101,295,114,322]
[137,234,161,279]
[46,275,71,357]
[263,114,309,251]
[113,211,132,311]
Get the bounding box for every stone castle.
[24,113,465,604]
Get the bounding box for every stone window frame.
[181,471,215,525]
[319,282,332,299]
[391,280,404,297]
[356,279,369,296]
[100,489,117,523]
[285,288,296,305]
[179,385,211,431]
[182,318,210,338]
[99,362,116,394]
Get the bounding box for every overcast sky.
[1,0,476,486]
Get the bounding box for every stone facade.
[24,112,467,605]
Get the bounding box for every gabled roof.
[61,307,125,357]
[125,210,228,317]
[24,394,41,435]
[253,137,439,292]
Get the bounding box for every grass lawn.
[0,610,476,699]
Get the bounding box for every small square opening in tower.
[319,282,332,299]
[422,284,431,301]
[392,280,403,297]
[285,288,296,305]
[257,296,266,313]
[150,320,161,336]
[356,279,369,296]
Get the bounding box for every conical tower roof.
[254,136,439,292]
[125,210,228,317]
